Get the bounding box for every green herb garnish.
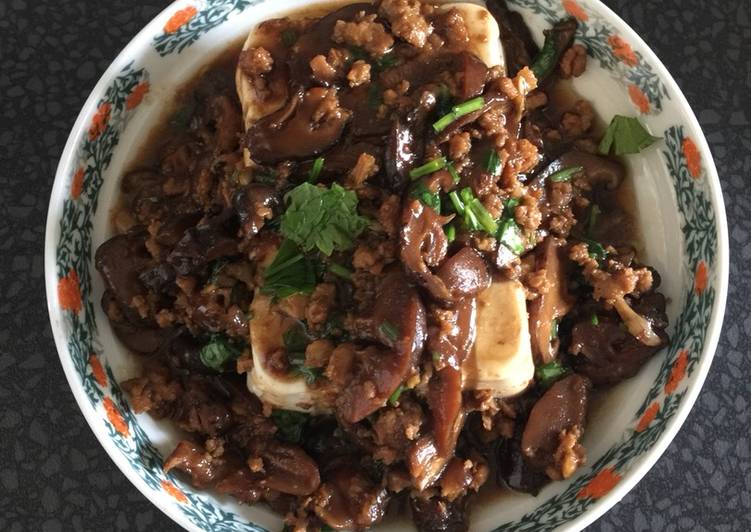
[432,96,485,133]
[590,313,599,325]
[599,115,660,155]
[498,217,524,255]
[581,237,608,262]
[388,385,405,407]
[328,262,353,280]
[409,157,447,179]
[459,187,498,234]
[586,204,601,237]
[367,82,382,109]
[486,149,501,176]
[261,239,317,299]
[379,320,399,342]
[292,365,323,385]
[504,197,520,210]
[411,181,441,213]
[375,51,399,70]
[549,165,583,183]
[280,183,368,256]
[447,162,461,184]
[283,322,310,355]
[550,318,559,340]
[199,335,242,372]
[308,157,324,182]
[449,190,465,215]
[271,409,309,443]
[535,360,568,387]
[445,223,456,243]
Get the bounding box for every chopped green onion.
[535,360,568,387]
[199,335,242,372]
[586,204,601,237]
[379,320,399,342]
[448,191,465,215]
[550,318,559,340]
[410,181,441,213]
[308,157,324,182]
[432,352,441,363]
[504,197,520,210]
[582,237,607,262]
[590,313,599,325]
[549,165,583,183]
[291,365,323,385]
[375,51,399,70]
[447,162,461,184]
[530,33,559,81]
[458,187,497,234]
[388,385,405,406]
[328,262,353,280]
[281,29,297,47]
[486,149,501,176]
[432,96,485,133]
[498,218,525,255]
[409,157,447,179]
[445,223,456,243]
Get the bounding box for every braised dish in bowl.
[46,0,728,531]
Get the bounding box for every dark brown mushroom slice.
[233,184,280,238]
[521,374,590,471]
[258,442,321,496]
[288,3,377,87]
[485,0,540,76]
[244,87,352,164]
[435,247,491,301]
[400,199,454,301]
[384,90,437,191]
[527,237,573,364]
[313,466,390,530]
[410,494,469,532]
[163,440,237,489]
[456,51,489,100]
[570,293,668,385]
[408,366,463,490]
[428,296,477,371]
[101,291,174,355]
[166,209,239,275]
[337,271,426,423]
[95,231,154,315]
[495,430,550,496]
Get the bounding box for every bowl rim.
[43,1,729,531]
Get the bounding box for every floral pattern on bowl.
[46,1,728,531]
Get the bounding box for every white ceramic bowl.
[45,0,729,530]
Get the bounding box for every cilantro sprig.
[599,115,660,155]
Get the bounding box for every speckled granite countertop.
[0,0,748,530]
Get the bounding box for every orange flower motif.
[89,353,108,387]
[161,480,188,503]
[608,35,638,66]
[628,84,650,114]
[682,137,702,178]
[57,268,82,314]
[636,402,659,432]
[665,349,689,395]
[88,102,111,141]
[562,0,588,21]
[126,81,150,110]
[70,167,85,199]
[694,260,708,294]
[103,397,129,437]
[164,6,198,33]
[577,467,621,499]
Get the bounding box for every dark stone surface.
[0,0,747,530]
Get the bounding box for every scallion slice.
[409,157,447,179]
[308,157,324,182]
[486,149,501,176]
[432,96,485,133]
[328,262,352,280]
[548,165,583,183]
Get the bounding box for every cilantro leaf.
[271,409,309,444]
[280,183,368,256]
[410,181,441,213]
[599,115,660,155]
[199,334,243,371]
[261,239,317,299]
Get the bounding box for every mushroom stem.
[612,296,662,347]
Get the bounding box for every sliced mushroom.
[527,237,573,364]
[337,271,426,423]
[95,231,153,316]
[410,494,469,532]
[436,247,491,300]
[521,374,590,473]
[244,87,351,164]
[313,466,390,530]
